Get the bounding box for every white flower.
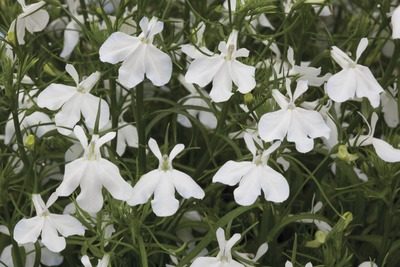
[177,75,218,129]
[81,254,110,267]
[359,261,378,267]
[57,11,135,59]
[183,30,256,103]
[258,79,331,153]
[127,138,205,217]
[213,133,289,205]
[37,64,109,135]
[350,112,400,163]
[5,89,55,145]
[190,227,243,267]
[13,194,85,253]
[55,126,133,213]
[0,225,63,267]
[236,243,269,267]
[326,38,384,108]
[391,5,400,39]
[8,0,49,45]
[99,16,172,88]
[380,84,399,128]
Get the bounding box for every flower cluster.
[0,0,398,266]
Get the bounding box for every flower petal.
[258,110,291,142]
[49,214,85,237]
[76,163,104,213]
[80,94,110,131]
[209,63,233,103]
[54,94,82,135]
[212,161,253,186]
[60,21,81,59]
[37,84,76,110]
[41,220,66,253]
[259,166,290,203]
[148,138,162,161]
[233,169,262,206]
[118,44,146,88]
[230,60,256,94]
[145,44,172,86]
[98,159,132,200]
[170,170,204,199]
[13,217,44,244]
[128,170,160,205]
[354,66,383,108]
[185,56,224,87]
[372,138,400,163]
[326,69,357,103]
[151,178,179,217]
[99,32,139,64]
[24,9,49,33]
[56,159,87,196]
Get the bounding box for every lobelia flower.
[258,79,331,153]
[127,138,205,217]
[0,225,63,267]
[37,64,110,135]
[190,227,243,267]
[99,16,172,88]
[5,88,55,145]
[177,75,218,129]
[55,126,133,213]
[54,2,135,59]
[13,194,85,253]
[349,112,400,163]
[81,254,110,267]
[380,83,399,128]
[8,0,50,45]
[326,38,384,108]
[183,30,256,103]
[213,133,289,206]
[391,5,400,39]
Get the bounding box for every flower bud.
[24,134,35,150]
[337,145,358,163]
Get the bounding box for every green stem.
[110,77,118,151]
[132,220,148,267]
[134,84,146,176]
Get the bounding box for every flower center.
[86,142,99,161]
[225,44,235,60]
[160,154,171,171]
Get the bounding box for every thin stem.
[134,83,146,176]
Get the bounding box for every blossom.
[380,84,399,128]
[127,138,204,217]
[0,225,63,267]
[391,5,400,39]
[190,227,243,267]
[177,75,218,129]
[5,88,55,145]
[99,16,172,88]
[213,133,289,205]
[55,126,133,213]
[183,30,256,103]
[37,64,109,135]
[258,79,331,153]
[350,112,400,163]
[8,0,49,45]
[13,194,85,253]
[326,38,384,108]
[81,254,110,267]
